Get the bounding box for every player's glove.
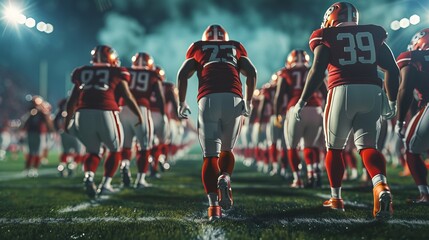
[274,115,283,128]
[293,99,307,121]
[382,100,397,120]
[178,102,191,119]
[395,121,405,139]
[242,100,253,117]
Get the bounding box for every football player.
[0,119,11,161]
[54,98,85,177]
[295,2,399,219]
[119,53,165,188]
[396,28,429,203]
[177,24,257,221]
[21,95,55,177]
[274,50,325,188]
[65,45,144,198]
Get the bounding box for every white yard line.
[1,216,429,226]
[58,196,110,213]
[315,193,370,208]
[0,168,57,182]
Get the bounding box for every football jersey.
[149,81,170,113]
[309,24,387,90]
[278,67,322,110]
[186,40,248,100]
[71,66,130,111]
[126,68,162,108]
[54,98,67,131]
[397,50,429,106]
[25,111,49,133]
[249,96,261,124]
[261,85,275,123]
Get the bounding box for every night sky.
[0,0,426,116]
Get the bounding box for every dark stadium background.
[0,0,425,120]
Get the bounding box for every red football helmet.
[91,45,120,67]
[131,52,155,70]
[321,2,359,28]
[155,65,166,81]
[408,28,429,51]
[202,24,229,41]
[285,50,310,68]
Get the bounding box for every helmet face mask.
[91,45,120,67]
[408,29,429,51]
[202,24,229,41]
[321,2,359,28]
[286,50,310,69]
[131,52,155,70]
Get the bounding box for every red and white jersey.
[309,24,387,90]
[125,68,162,108]
[261,85,275,123]
[25,111,49,133]
[397,50,429,106]
[149,81,170,113]
[278,67,322,110]
[71,65,130,111]
[186,40,248,100]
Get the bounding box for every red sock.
[287,149,300,172]
[136,150,150,173]
[84,153,101,173]
[281,149,288,169]
[218,151,235,175]
[33,156,41,168]
[406,152,428,186]
[359,148,386,178]
[60,153,68,163]
[202,157,220,194]
[325,149,344,188]
[25,155,32,169]
[104,152,121,177]
[121,147,132,160]
[303,148,317,166]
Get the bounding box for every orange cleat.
[218,174,233,210]
[208,206,222,221]
[373,182,393,220]
[323,198,345,211]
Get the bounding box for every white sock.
[418,185,429,195]
[292,172,299,182]
[372,174,387,187]
[139,173,147,183]
[84,171,95,181]
[102,177,112,187]
[331,187,341,199]
[121,159,130,168]
[207,193,219,206]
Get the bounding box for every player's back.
[186,40,247,100]
[310,24,387,90]
[127,68,161,108]
[397,49,429,105]
[71,65,130,111]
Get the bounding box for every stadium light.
[390,20,400,31]
[399,18,410,29]
[2,3,54,34]
[25,17,35,28]
[36,21,47,32]
[410,14,420,25]
[3,4,22,23]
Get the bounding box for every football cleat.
[97,185,119,196]
[208,206,222,221]
[134,180,152,189]
[323,198,345,211]
[406,194,429,204]
[217,174,233,210]
[121,166,132,188]
[84,177,97,198]
[290,179,304,189]
[373,182,393,220]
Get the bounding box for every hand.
[242,100,252,117]
[178,102,191,119]
[293,99,307,121]
[382,100,397,120]
[274,115,283,128]
[395,121,405,139]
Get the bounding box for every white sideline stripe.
[58,196,110,213]
[0,169,57,182]
[2,217,429,226]
[315,193,370,208]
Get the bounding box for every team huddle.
[2,1,429,222]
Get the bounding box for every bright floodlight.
[410,14,420,25]
[16,14,26,24]
[45,23,54,33]
[4,5,21,23]
[399,18,410,28]
[390,20,400,31]
[25,17,35,28]
[36,21,46,32]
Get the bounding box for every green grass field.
[1,149,429,240]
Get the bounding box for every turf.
[0,151,428,240]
